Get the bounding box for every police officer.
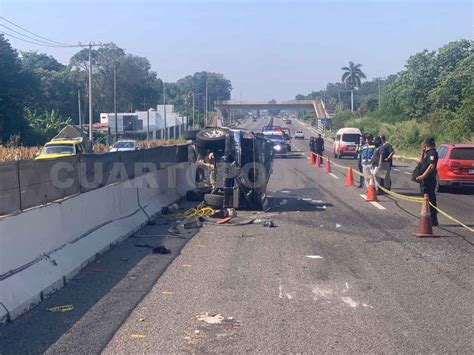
[415,137,439,226]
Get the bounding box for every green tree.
[341,61,366,112]
[25,108,72,143]
[0,35,29,141]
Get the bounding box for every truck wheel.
[204,193,224,208]
[196,128,227,150]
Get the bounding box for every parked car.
[436,143,474,192]
[189,127,274,210]
[285,119,292,124]
[333,127,362,159]
[294,130,305,139]
[35,139,86,160]
[110,140,140,152]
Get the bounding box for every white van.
[333,128,362,159]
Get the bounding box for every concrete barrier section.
[0,161,192,323]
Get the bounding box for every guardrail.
[0,144,190,216]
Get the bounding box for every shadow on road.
[0,204,200,355]
[268,195,333,212]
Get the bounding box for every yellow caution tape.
[47,305,74,312]
[428,202,474,233]
[317,155,473,233]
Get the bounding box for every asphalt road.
[1,117,473,354]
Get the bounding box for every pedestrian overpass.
[213,99,329,121]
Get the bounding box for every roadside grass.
[0,139,187,162]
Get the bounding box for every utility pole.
[163,80,167,140]
[88,42,93,141]
[113,65,118,142]
[192,92,195,130]
[78,90,82,129]
[146,108,150,146]
[205,78,208,126]
[378,77,381,111]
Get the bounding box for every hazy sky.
[0,0,472,99]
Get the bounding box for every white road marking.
[370,201,386,210]
[329,173,339,179]
[404,171,411,175]
[359,194,386,210]
[393,168,401,172]
[279,280,283,299]
[305,255,323,259]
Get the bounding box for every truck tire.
[196,128,227,150]
[204,193,224,208]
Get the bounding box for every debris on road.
[46,305,74,313]
[134,243,171,254]
[340,296,358,308]
[161,291,175,295]
[152,245,171,254]
[196,313,224,324]
[263,220,275,228]
[216,216,233,224]
[181,218,203,230]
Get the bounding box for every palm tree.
[341,62,366,112]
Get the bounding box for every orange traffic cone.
[366,175,377,201]
[345,166,354,187]
[309,152,316,165]
[413,194,437,237]
[325,159,331,173]
[316,154,321,167]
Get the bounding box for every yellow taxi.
[34,139,85,160]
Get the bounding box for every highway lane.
[102,117,473,353]
[1,117,472,353]
[287,117,474,239]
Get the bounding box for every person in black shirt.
[314,134,325,157]
[415,137,439,226]
[380,135,394,190]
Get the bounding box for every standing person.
[370,135,385,193]
[358,134,374,188]
[380,135,394,190]
[415,137,439,226]
[309,136,315,153]
[314,134,325,161]
[357,135,366,187]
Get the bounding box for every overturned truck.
[188,127,274,210]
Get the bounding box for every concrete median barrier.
[0,161,192,323]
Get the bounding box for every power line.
[0,16,74,46]
[0,24,76,47]
[0,30,77,47]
